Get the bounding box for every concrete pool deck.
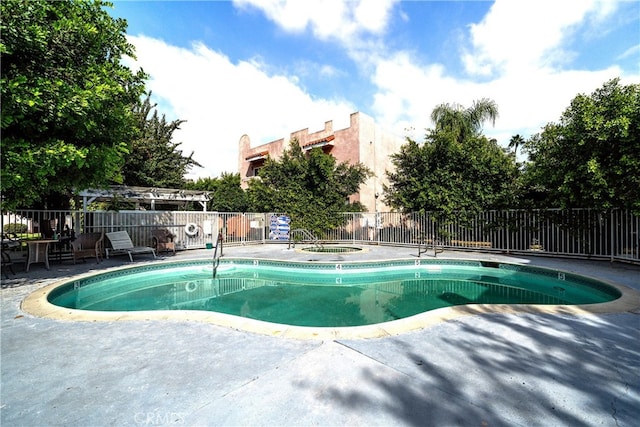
[2,244,639,426]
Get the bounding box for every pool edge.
[21,258,640,340]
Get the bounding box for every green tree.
[384,99,518,218]
[384,134,518,217]
[123,93,201,188]
[522,79,640,212]
[1,0,147,210]
[246,140,372,236]
[187,173,248,212]
[430,98,499,143]
[211,173,248,212]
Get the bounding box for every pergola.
[78,186,211,212]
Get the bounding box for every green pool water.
[47,259,620,327]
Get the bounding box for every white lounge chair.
[106,231,156,262]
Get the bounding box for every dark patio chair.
[70,232,104,264]
[152,228,176,255]
[1,233,19,278]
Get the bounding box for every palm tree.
[431,98,499,143]
[508,134,525,159]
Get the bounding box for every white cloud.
[233,0,398,44]
[617,44,640,60]
[126,35,355,179]
[292,60,344,80]
[462,0,618,77]
[370,0,636,147]
[373,52,625,145]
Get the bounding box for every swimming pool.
[38,258,621,332]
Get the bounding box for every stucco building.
[238,112,404,213]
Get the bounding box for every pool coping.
[21,257,640,340]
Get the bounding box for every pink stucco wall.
[238,112,404,212]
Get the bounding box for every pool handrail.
[212,232,223,278]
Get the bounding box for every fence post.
[610,209,614,263]
[506,210,510,253]
[352,213,355,245]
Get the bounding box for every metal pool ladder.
[417,234,443,258]
[212,232,223,279]
[288,229,323,250]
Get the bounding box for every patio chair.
[1,233,20,278]
[71,232,104,264]
[39,219,55,239]
[152,228,176,255]
[1,233,21,249]
[105,231,156,262]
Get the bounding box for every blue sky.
[110,0,640,179]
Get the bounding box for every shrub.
[3,223,27,234]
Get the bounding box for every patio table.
[25,239,57,272]
[48,236,74,264]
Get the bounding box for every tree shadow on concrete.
[321,311,639,426]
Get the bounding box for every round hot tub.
[299,246,363,254]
